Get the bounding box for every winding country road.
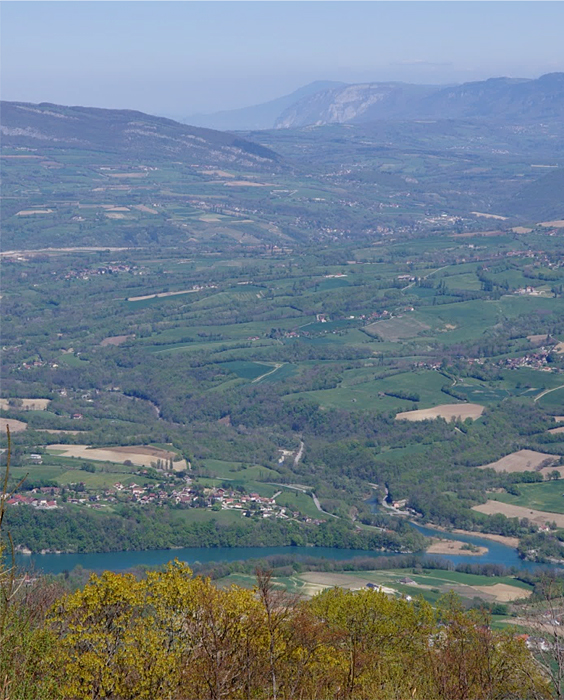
[252,363,283,383]
[534,384,564,403]
[267,480,340,519]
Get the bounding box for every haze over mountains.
[185,81,345,131]
[1,86,563,228]
[184,73,564,130]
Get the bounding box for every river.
[411,524,545,572]
[16,524,555,575]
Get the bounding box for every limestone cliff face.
[275,83,433,128]
[274,73,564,128]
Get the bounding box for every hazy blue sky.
[2,2,564,117]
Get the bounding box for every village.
[62,262,143,281]
[6,476,325,525]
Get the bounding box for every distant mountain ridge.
[181,73,564,131]
[0,101,280,167]
[275,73,564,127]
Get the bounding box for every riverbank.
[416,522,519,549]
[452,529,519,548]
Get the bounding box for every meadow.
[489,480,564,515]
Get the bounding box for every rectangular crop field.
[478,449,559,473]
[487,481,564,515]
[364,317,430,341]
[473,500,564,528]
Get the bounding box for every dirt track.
[127,289,198,302]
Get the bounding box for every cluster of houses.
[6,477,319,523]
[62,263,141,281]
[6,493,58,509]
[108,481,296,520]
[515,286,543,296]
[412,361,444,371]
[500,351,554,371]
[20,359,46,370]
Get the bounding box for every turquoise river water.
[15,523,554,575]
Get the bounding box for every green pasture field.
[24,410,59,420]
[489,481,564,515]
[285,386,410,413]
[500,294,564,317]
[259,363,297,383]
[274,490,321,519]
[443,273,483,291]
[317,278,351,291]
[537,386,564,411]
[370,370,450,405]
[499,369,564,394]
[447,380,514,404]
[405,286,436,299]
[364,316,431,342]
[42,452,133,470]
[287,368,453,413]
[432,261,483,278]
[8,461,157,490]
[150,341,256,356]
[206,377,247,393]
[196,477,280,499]
[59,354,89,367]
[487,269,532,289]
[202,459,281,482]
[55,470,159,488]
[9,465,68,483]
[416,300,502,344]
[140,317,314,345]
[406,570,532,590]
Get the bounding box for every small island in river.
[426,538,488,557]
